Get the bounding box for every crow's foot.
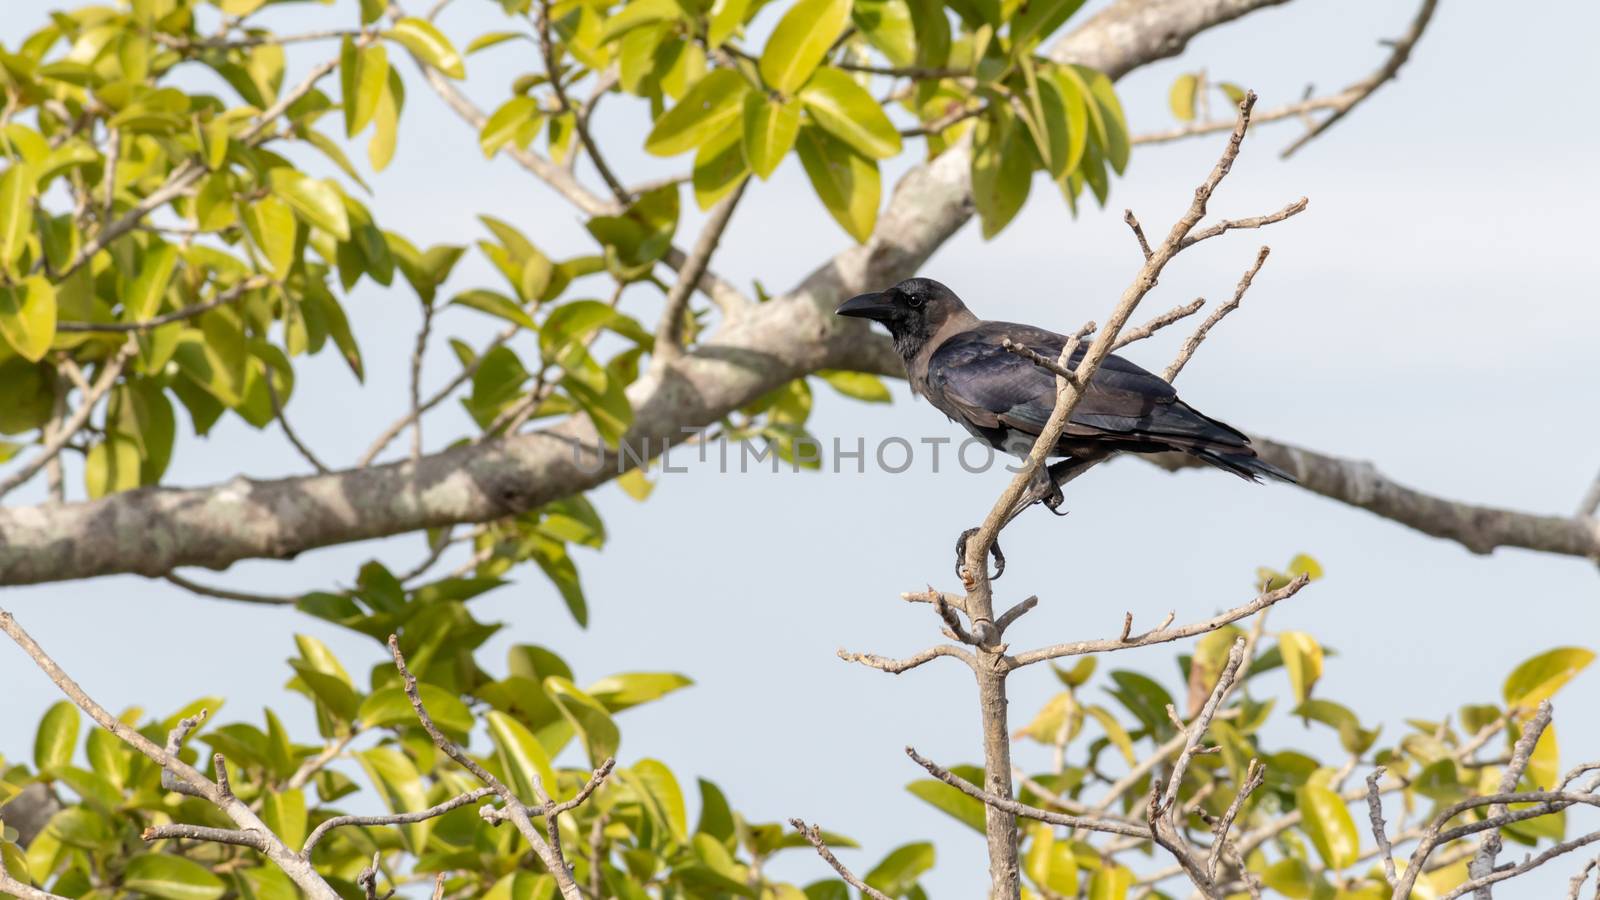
[956,527,1006,585]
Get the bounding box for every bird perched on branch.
[837,277,1291,521]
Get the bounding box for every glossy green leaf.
[759,0,851,95]
[632,758,689,841]
[1503,647,1594,710]
[1279,630,1324,705]
[971,111,1032,238]
[545,676,620,765]
[795,125,879,242]
[270,169,350,241]
[358,684,474,738]
[451,288,536,329]
[0,163,35,271]
[356,745,434,851]
[586,671,694,712]
[340,39,389,137]
[481,96,542,158]
[1024,823,1078,895]
[1008,0,1084,49]
[816,369,891,402]
[853,0,915,65]
[243,195,297,279]
[1087,862,1132,900]
[486,709,559,802]
[388,17,465,78]
[864,842,934,897]
[1297,777,1360,869]
[800,67,902,160]
[0,276,56,362]
[84,433,140,498]
[34,701,79,773]
[707,0,749,47]
[906,767,987,833]
[123,854,226,900]
[693,117,750,209]
[645,68,748,156]
[369,68,404,171]
[741,93,801,179]
[127,242,178,322]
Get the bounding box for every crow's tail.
[1192,447,1297,484]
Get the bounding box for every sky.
[3,0,1600,896]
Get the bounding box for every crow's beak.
[835,291,894,321]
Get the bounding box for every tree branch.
[790,819,894,900]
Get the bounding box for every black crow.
[836,277,1291,520]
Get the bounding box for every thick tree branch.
[4,0,1548,585]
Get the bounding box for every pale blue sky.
[3,0,1598,895]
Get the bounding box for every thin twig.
[301,788,496,857]
[162,571,297,606]
[836,644,976,674]
[358,325,517,465]
[1468,700,1554,897]
[790,819,893,900]
[56,276,271,333]
[653,178,748,363]
[266,374,330,474]
[1114,298,1205,349]
[905,747,1151,840]
[1164,246,1272,382]
[1365,768,1397,886]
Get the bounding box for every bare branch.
[1008,574,1308,668]
[1180,199,1308,249]
[142,823,269,850]
[790,819,894,900]
[905,747,1151,840]
[653,178,748,363]
[1469,701,1554,897]
[1114,298,1205,349]
[1365,768,1397,886]
[1208,758,1265,883]
[837,644,976,674]
[535,1,629,202]
[301,787,496,857]
[358,325,517,466]
[162,571,297,606]
[1165,245,1272,382]
[266,374,330,474]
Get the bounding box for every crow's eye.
[905,292,924,308]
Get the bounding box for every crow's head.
[835,277,969,359]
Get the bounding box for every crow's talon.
[954,527,1004,582]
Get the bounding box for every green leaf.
[693,118,750,210]
[123,854,226,900]
[486,710,559,802]
[1296,777,1359,869]
[261,788,307,850]
[741,93,801,179]
[1168,72,1198,121]
[586,672,694,712]
[1503,647,1594,710]
[645,68,748,156]
[906,767,987,833]
[358,684,474,738]
[243,195,297,279]
[545,676,620,765]
[707,0,749,47]
[1279,630,1323,706]
[356,745,434,851]
[84,433,140,498]
[759,0,851,95]
[34,700,79,773]
[600,0,683,43]
[340,39,389,137]
[0,276,56,362]
[1008,0,1085,50]
[852,0,915,66]
[369,68,404,171]
[269,169,350,240]
[1087,862,1132,900]
[127,242,178,322]
[451,288,536,330]
[1085,704,1136,766]
[0,162,36,272]
[632,758,689,841]
[481,96,542,158]
[388,17,465,79]
[971,111,1031,238]
[864,842,934,897]
[816,369,891,402]
[799,67,902,160]
[795,125,879,242]
[1024,823,1077,895]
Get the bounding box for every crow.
[836,277,1291,524]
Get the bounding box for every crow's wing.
[926,321,1250,448]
